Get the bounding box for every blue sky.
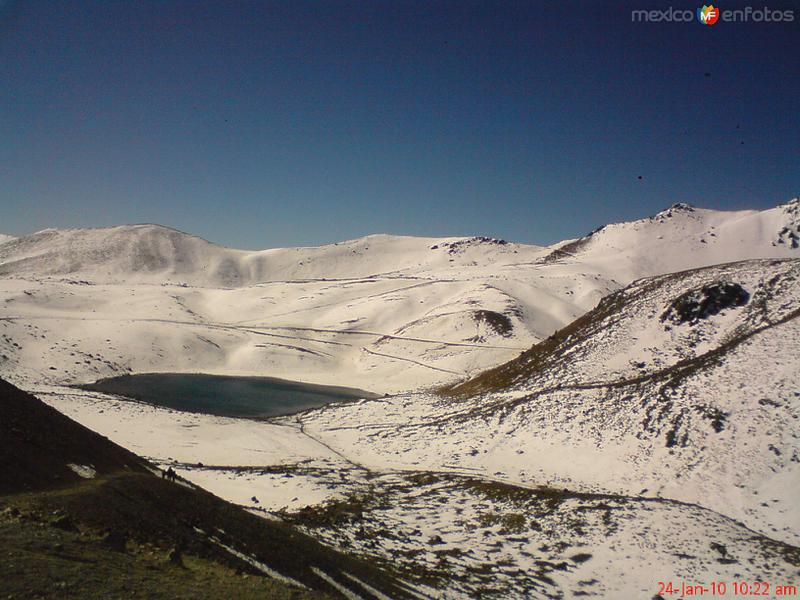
[2,1,798,249]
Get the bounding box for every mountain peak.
[655,202,696,218]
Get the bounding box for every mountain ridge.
[0,199,797,394]
[1,199,797,288]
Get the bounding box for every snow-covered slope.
[5,200,798,598]
[0,234,15,245]
[0,200,797,393]
[300,258,800,545]
[38,256,800,598]
[544,198,800,281]
[0,224,255,287]
[0,224,545,286]
[1,199,798,289]
[0,229,546,391]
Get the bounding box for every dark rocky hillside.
[0,378,150,494]
[0,378,416,599]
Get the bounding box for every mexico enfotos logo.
[632,5,795,23]
[697,5,720,24]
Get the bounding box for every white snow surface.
[297,258,800,544]
[66,463,96,479]
[3,199,800,598]
[0,200,797,394]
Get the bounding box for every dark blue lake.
[77,373,378,418]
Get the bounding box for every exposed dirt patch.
[473,310,514,337]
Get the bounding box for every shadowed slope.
[0,377,149,494]
[0,378,419,599]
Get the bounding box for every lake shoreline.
[75,372,381,419]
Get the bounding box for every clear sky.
[2,1,798,249]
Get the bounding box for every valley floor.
[40,387,800,599]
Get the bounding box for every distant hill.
[0,224,254,287]
[0,199,797,288]
[542,198,800,281]
[0,224,542,286]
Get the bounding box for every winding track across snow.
[0,315,523,350]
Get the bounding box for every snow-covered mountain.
[3,198,798,598]
[0,200,797,393]
[0,224,544,286]
[301,258,800,540]
[543,198,800,281]
[1,199,798,287]
[0,225,250,287]
[40,257,800,598]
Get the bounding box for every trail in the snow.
[0,314,520,349]
[361,348,464,376]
